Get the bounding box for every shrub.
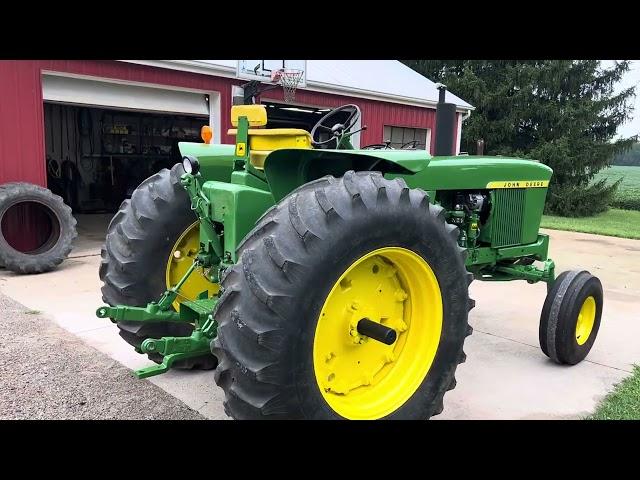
[545,179,621,217]
[611,194,640,211]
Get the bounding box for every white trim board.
[42,74,210,116]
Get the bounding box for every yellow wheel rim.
[575,295,596,346]
[313,247,443,420]
[165,221,219,310]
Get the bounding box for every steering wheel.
[310,104,361,148]
[363,142,392,150]
[401,140,419,149]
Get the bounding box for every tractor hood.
[263,149,552,201]
[404,155,553,191]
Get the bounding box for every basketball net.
[271,68,304,104]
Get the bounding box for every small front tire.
[539,270,603,365]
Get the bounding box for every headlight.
[182,156,200,175]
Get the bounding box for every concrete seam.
[473,328,633,374]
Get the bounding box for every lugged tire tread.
[0,182,77,274]
[213,170,474,419]
[99,164,216,370]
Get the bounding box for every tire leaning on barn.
[0,182,77,274]
[99,163,218,370]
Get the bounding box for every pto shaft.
[357,318,397,345]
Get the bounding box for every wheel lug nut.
[395,289,408,302]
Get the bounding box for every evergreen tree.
[404,60,636,216]
[612,142,640,166]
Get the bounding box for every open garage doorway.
[44,103,209,214]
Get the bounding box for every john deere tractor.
[98,85,603,420]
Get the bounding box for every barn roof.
[123,60,474,112]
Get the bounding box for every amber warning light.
[201,125,213,144]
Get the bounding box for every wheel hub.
[166,221,219,310]
[313,247,443,419]
[575,295,596,345]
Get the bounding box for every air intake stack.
[434,83,457,156]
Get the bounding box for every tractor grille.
[491,188,526,247]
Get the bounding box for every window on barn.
[383,125,431,151]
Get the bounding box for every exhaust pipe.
[434,83,457,156]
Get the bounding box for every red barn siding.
[0,59,244,188]
[0,60,463,251]
[0,60,462,188]
[0,61,46,185]
[36,59,242,146]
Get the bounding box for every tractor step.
[180,298,218,321]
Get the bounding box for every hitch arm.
[96,260,202,323]
[96,304,180,323]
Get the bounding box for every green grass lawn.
[541,208,640,240]
[588,366,640,420]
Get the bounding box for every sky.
[604,60,640,139]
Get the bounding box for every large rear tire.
[212,171,474,419]
[99,164,217,370]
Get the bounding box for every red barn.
[0,60,473,248]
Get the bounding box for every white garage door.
[42,74,209,116]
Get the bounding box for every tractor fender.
[263,149,426,202]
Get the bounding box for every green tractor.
[98,86,603,420]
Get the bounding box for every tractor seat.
[227,128,313,169]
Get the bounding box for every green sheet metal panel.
[400,156,553,191]
[178,142,236,182]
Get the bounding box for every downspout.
[455,109,472,154]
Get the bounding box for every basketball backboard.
[237,60,307,88]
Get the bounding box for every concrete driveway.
[1,214,638,419]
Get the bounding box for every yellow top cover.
[230,105,268,127]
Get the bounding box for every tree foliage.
[612,142,640,166]
[403,60,636,216]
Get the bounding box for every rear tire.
[539,270,603,365]
[212,171,473,419]
[99,164,217,370]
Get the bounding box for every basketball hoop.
[271,68,304,103]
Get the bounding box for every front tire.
[539,270,603,365]
[212,171,473,420]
